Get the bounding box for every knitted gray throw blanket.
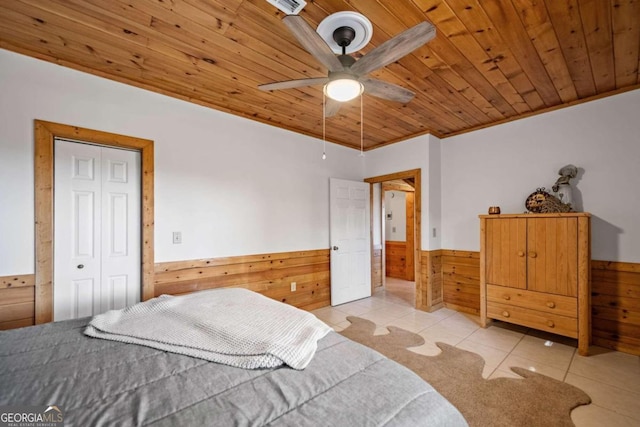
[85,288,331,369]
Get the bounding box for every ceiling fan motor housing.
[328,71,358,81]
[338,54,356,69]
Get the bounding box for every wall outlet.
[432,228,437,238]
[172,231,182,244]
[290,282,297,292]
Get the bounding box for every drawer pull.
[502,311,510,318]
[546,301,556,308]
[529,252,537,258]
[517,251,525,257]
[503,294,511,301]
[547,320,555,328]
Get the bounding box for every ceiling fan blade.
[351,22,436,76]
[282,15,344,72]
[324,97,342,117]
[259,77,329,91]
[361,78,415,103]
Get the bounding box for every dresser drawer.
[487,301,578,338]
[486,285,577,318]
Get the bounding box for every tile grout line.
[495,331,527,378]
[562,348,578,383]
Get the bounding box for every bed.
[0,290,466,426]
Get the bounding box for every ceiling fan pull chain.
[360,93,364,157]
[322,91,327,160]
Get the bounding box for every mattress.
[0,317,467,426]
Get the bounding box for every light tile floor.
[312,277,640,427]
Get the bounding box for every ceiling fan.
[258,12,436,117]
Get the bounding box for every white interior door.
[54,139,141,321]
[330,178,371,306]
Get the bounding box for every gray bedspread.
[0,318,467,426]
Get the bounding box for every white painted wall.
[0,49,363,275]
[441,88,640,263]
[384,191,406,241]
[372,183,382,247]
[364,134,442,250]
[427,137,442,248]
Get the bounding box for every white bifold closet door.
[54,139,141,321]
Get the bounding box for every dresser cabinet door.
[485,218,527,289]
[526,217,578,297]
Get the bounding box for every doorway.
[34,120,154,324]
[53,139,141,321]
[365,169,429,311]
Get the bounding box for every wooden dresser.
[479,213,591,355]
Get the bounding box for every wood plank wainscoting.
[0,274,35,330]
[421,250,640,356]
[372,246,383,289]
[591,261,640,356]
[441,250,481,315]
[419,250,479,314]
[419,250,443,311]
[154,249,331,311]
[385,241,407,279]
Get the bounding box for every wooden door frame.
[34,120,155,324]
[365,169,422,309]
[405,191,415,281]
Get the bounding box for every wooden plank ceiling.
[0,0,638,150]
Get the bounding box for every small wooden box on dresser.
[479,213,591,356]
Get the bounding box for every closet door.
[100,146,141,313]
[54,140,141,321]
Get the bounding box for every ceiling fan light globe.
[324,79,363,102]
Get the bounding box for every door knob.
[517,251,525,257]
[332,246,339,251]
[529,252,537,258]
[77,264,84,269]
